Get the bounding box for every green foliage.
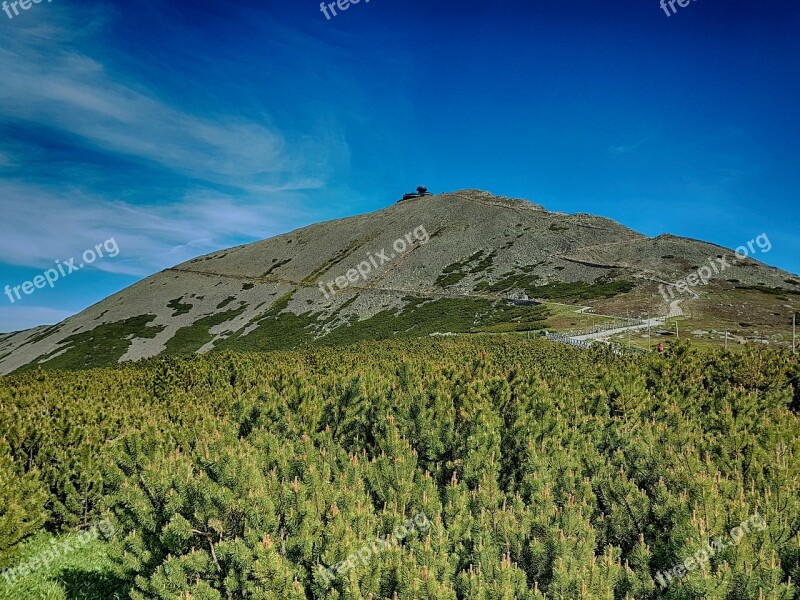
[0,530,125,599]
[215,292,320,353]
[215,296,238,309]
[321,299,548,345]
[0,338,798,598]
[264,258,292,276]
[528,278,635,299]
[15,297,543,372]
[0,441,48,567]
[480,271,541,294]
[167,298,193,316]
[735,284,800,297]
[302,239,364,285]
[436,251,498,288]
[163,307,247,355]
[484,273,635,299]
[15,315,164,373]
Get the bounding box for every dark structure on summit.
[398,186,434,203]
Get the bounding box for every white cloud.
[0,180,314,276]
[0,3,338,280]
[0,1,373,335]
[0,4,341,191]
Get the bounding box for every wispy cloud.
[0,3,340,282]
[0,180,310,276]
[0,5,337,192]
[609,137,650,154]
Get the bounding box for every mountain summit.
[1,190,797,373]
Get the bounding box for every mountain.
[1,190,798,374]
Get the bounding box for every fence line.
[560,317,648,339]
[544,332,647,356]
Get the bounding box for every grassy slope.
[15,278,796,373]
[15,315,164,374]
[15,297,552,372]
[0,533,124,600]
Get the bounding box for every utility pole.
[627,311,631,349]
[675,320,679,340]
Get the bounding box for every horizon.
[1,0,799,332]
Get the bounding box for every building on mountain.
[398,186,433,203]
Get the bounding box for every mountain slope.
[1,190,798,373]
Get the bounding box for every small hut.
[398,186,434,203]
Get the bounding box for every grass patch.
[436,271,468,287]
[16,315,164,373]
[435,251,496,288]
[263,258,292,276]
[483,272,634,300]
[321,298,548,345]
[167,297,193,316]
[735,284,800,297]
[0,532,126,600]
[526,279,635,300]
[482,272,541,294]
[215,292,322,352]
[468,251,497,274]
[216,297,548,351]
[163,307,247,355]
[302,239,364,284]
[23,325,61,347]
[216,296,238,309]
[521,262,544,273]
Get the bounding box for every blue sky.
[0,0,798,332]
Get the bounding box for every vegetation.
[435,251,496,288]
[320,298,549,345]
[215,296,238,310]
[16,315,164,373]
[214,292,320,353]
[479,273,635,300]
[167,298,193,317]
[0,530,123,600]
[476,272,540,294]
[303,240,364,285]
[264,258,293,276]
[0,440,48,567]
[13,298,549,373]
[163,307,247,355]
[735,284,800,297]
[0,337,798,598]
[525,278,635,299]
